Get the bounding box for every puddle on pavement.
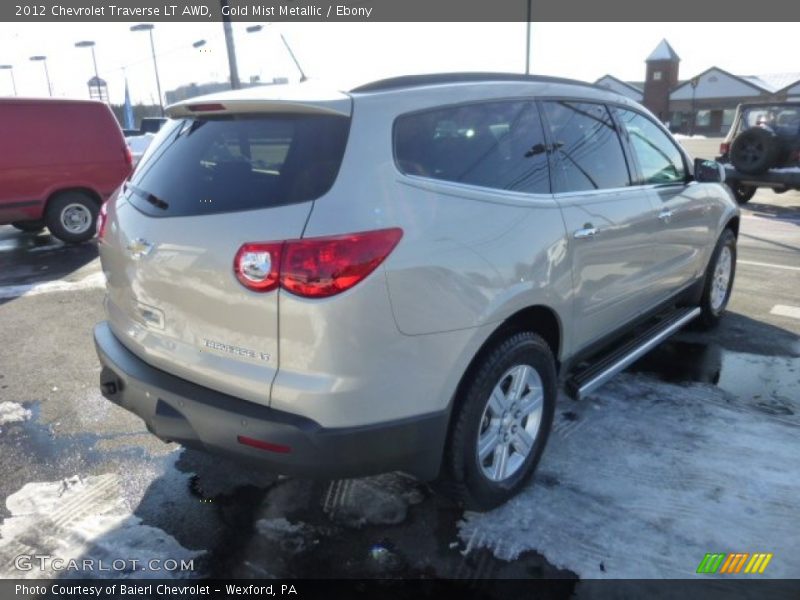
[196,473,577,582]
[629,340,800,413]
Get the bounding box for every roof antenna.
[280,34,308,82]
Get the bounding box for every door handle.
[573,227,598,240]
[658,209,674,222]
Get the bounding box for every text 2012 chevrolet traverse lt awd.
[94,74,739,509]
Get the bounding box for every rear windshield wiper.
[126,182,169,210]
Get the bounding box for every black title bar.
[4,0,800,22]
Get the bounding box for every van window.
[394,101,551,194]
[613,107,686,184]
[541,101,630,193]
[126,114,350,217]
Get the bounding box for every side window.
[541,101,630,193]
[394,101,550,194]
[614,107,686,184]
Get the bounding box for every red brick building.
[595,39,800,135]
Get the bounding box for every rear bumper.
[94,321,447,480]
[722,163,800,188]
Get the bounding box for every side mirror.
[694,158,726,183]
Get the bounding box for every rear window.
[126,114,350,217]
[741,105,800,138]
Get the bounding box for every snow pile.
[459,373,800,579]
[0,402,32,432]
[0,474,202,579]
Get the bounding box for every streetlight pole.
[75,40,101,99]
[30,56,52,96]
[130,24,164,115]
[690,76,699,137]
[220,0,240,90]
[0,65,16,96]
[525,0,532,75]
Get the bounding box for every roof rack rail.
[350,72,601,94]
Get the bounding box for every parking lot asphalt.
[0,187,798,584]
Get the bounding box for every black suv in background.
[717,102,800,203]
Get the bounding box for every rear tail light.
[97,201,109,240]
[281,229,403,298]
[123,145,133,168]
[233,228,403,298]
[719,142,730,156]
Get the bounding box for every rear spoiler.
[166,86,352,118]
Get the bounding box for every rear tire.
[698,229,737,329]
[11,220,46,233]
[439,332,556,511]
[45,192,99,244]
[726,182,756,204]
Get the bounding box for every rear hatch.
[99,89,351,405]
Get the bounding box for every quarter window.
[541,101,630,193]
[613,107,686,184]
[394,101,551,194]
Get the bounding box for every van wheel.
[12,220,46,233]
[45,192,99,243]
[698,229,737,329]
[440,332,556,511]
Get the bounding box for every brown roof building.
[595,39,800,135]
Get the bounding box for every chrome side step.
[566,307,701,401]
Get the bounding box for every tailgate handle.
[574,226,598,240]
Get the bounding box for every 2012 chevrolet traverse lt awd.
[94,74,739,509]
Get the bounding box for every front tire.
[699,229,737,329]
[45,192,99,244]
[440,332,556,511]
[727,182,756,204]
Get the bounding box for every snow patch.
[673,134,708,139]
[0,473,202,578]
[0,401,32,432]
[256,518,311,554]
[0,271,106,300]
[459,374,800,579]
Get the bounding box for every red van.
[0,98,132,243]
